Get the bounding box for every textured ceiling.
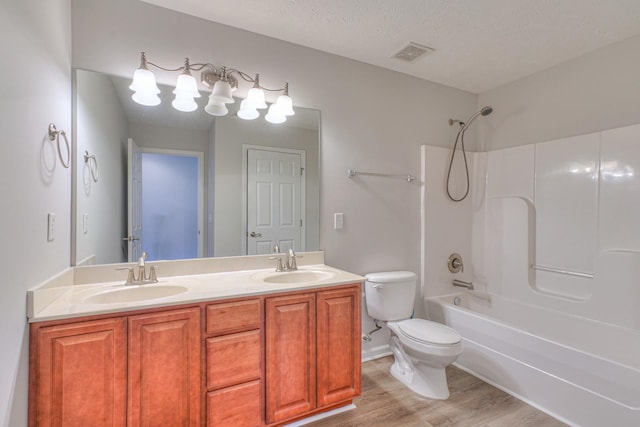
[141,0,640,93]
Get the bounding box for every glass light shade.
[204,97,229,116]
[130,68,161,106]
[132,91,161,107]
[129,68,160,93]
[275,94,295,116]
[245,87,267,109]
[173,73,201,98]
[237,99,259,120]
[210,80,234,104]
[265,104,286,124]
[172,93,198,112]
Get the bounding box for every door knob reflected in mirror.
[249,232,262,238]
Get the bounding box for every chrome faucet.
[269,248,301,272]
[452,279,473,290]
[117,252,158,285]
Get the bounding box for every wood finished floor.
[308,356,567,427]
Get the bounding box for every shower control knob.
[448,253,464,273]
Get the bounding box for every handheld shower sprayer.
[446,106,493,202]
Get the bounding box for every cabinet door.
[265,293,316,424]
[317,286,362,406]
[32,318,126,427]
[128,307,201,427]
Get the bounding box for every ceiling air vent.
[392,42,435,63]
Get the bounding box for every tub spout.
[452,279,473,290]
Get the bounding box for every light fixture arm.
[138,52,289,92]
[227,69,288,92]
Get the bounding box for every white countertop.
[28,257,364,323]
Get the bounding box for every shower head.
[480,106,493,116]
[449,106,493,129]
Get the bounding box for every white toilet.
[364,271,462,400]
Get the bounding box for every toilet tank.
[364,271,417,321]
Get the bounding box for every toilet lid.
[397,318,461,345]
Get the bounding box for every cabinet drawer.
[207,380,262,427]
[207,329,261,390]
[206,299,261,335]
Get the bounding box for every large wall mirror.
[72,69,320,266]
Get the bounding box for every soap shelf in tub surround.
[27,251,365,322]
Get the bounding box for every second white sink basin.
[261,270,335,284]
[83,285,188,304]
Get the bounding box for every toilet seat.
[396,318,461,346]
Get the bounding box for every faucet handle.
[287,249,301,271]
[269,256,285,272]
[116,267,136,285]
[148,266,158,283]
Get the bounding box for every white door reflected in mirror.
[246,147,305,255]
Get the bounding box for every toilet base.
[389,336,452,400]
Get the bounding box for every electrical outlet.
[47,213,56,241]
[334,213,344,230]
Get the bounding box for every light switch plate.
[334,213,344,230]
[47,213,56,241]
[83,213,89,234]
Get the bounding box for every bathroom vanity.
[27,253,363,427]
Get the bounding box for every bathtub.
[426,292,640,427]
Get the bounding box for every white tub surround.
[427,293,640,427]
[420,122,640,427]
[28,251,364,322]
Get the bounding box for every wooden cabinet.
[128,308,201,427]
[317,287,361,406]
[265,293,317,424]
[30,318,127,427]
[30,308,200,427]
[265,285,361,425]
[30,283,361,427]
[206,298,263,427]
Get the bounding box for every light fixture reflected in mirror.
[265,104,286,124]
[129,52,161,106]
[129,52,294,123]
[237,99,260,120]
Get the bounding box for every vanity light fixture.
[129,52,295,123]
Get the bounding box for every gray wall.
[478,34,640,151]
[0,1,72,425]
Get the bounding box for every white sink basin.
[83,285,188,304]
[261,270,335,284]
